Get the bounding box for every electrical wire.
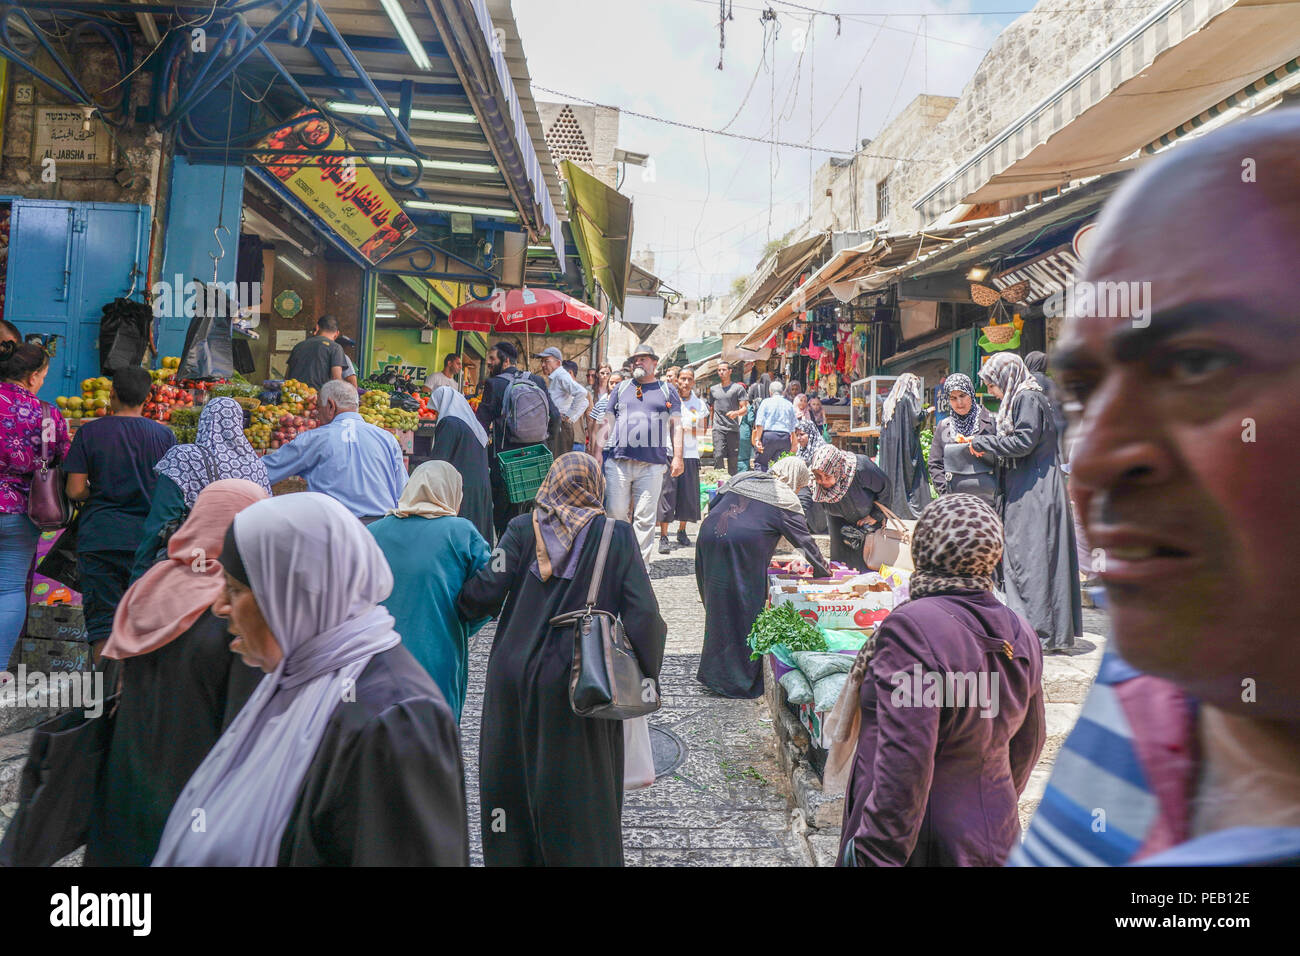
[532,84,943,160]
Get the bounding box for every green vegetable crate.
[498,444,553,503]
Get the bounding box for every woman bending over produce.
[695,457,830,698]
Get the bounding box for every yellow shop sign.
[257,108,418,264]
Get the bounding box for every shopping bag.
[35,514,81,591]
[0,694,118,867]
[623,716,656,791]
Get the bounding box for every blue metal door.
[4,198,149,402]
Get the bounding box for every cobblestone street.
[459,529,1111,866]
[462,536,807,866]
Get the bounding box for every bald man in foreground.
[1012,109,1300,866]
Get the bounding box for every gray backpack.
[501,370,550,444]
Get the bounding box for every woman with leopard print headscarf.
[837,494,1045,867]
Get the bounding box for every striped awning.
[914,0,1300,221]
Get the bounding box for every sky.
[513,0,1034,299]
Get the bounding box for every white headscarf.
[979,353,1043,436]
[152,493,401,867]
[429,386,488,446]
[881,372,923,426]
[390,460,462,518]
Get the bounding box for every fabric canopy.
[448,287,602,334]
[562,159,632,311]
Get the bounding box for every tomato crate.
[498,444,553,503]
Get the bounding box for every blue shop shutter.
[4,198,149,402]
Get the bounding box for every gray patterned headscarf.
[156,397,270,506]
[942,373,980,438]
[978,353,1042,437]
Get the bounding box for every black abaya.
[457,514,666,866]
[970,390,1082,651]
[84,610,261,867]
[695,493,829,698]
[278,644,470,866]
[878,391,931,519]
[431,415,493,544]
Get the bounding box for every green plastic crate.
[498,444,553,503]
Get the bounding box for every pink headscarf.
[103,478,268,660]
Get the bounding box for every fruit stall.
[752,558,910,769]
[52,364,425,468]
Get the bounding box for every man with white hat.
[600,346,683,567]
[535,346,588,459]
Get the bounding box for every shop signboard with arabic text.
[256,109,417,265]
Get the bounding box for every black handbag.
[553,518,660,720]
[0,693,119,867]
[838,521,866,551]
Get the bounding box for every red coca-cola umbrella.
[448,287,603,334]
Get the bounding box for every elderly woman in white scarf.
[369,460,492,721]
[967,352,1081,651]
[152,493,469,866]
[696,455,830,698]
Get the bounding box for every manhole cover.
[649,725,687,778]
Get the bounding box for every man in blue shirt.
[602,347,682,567]
[262,380,405,520]
[752,379,796,471]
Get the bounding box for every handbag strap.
[874,502,911,535]
[584,517,616,610]
[36,401,55,469]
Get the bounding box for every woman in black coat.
[457,454,666,866]
[810,444,890,570]
[428,386,494,544]
[84,479,266,867]
[696,458,830,698]
[927,373,998,503]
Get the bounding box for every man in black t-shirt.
[707,361,748,475]
[285,314,347,388]
[64,366,176,657]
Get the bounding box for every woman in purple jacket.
[838,493,1045,866]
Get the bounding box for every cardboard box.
[25,604,87,642]
[13,637,91,674]
[769,589,893,630]
[797,702,833,749]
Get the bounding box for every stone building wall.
[2,41,171,280]
[887,0,1169,232]
[734,0,1169,291]
[538,100,621,188]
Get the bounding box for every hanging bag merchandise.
[27,403,75,531]
[862,503,915,572]
[552,517,661,720]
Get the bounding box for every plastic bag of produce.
[792,651,854,683]
[813,671,849,713]
[778,668,814,705]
